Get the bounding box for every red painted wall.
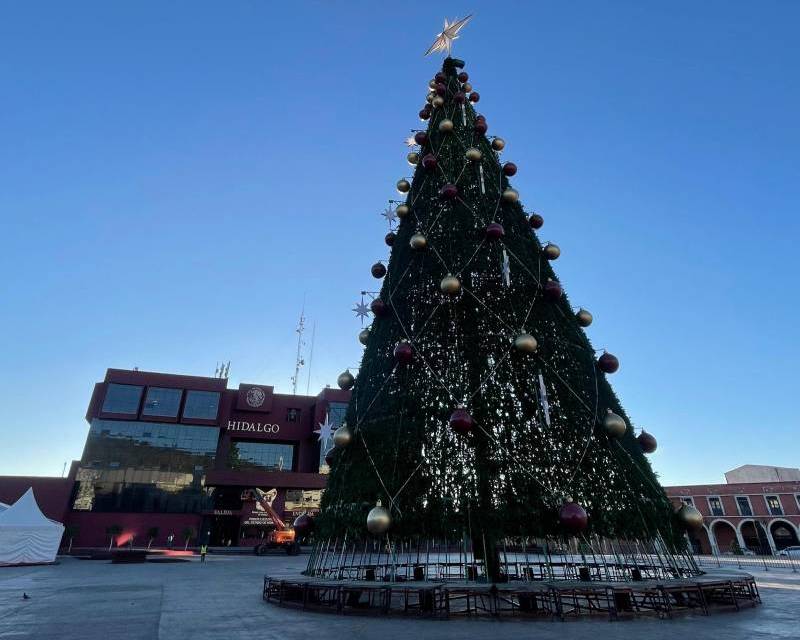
[65,511,202,548]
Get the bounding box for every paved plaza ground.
[0,553,797,640]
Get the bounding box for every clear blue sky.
[1,2,798,485]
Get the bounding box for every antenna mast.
[305,321,316,395]
[291,304,306,395]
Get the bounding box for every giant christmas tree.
[318,49,689,579]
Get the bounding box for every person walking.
[167,532,174,549]
[200,544,208,563]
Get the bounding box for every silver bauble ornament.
[406,152,420,165]
[337,369,355,391]
[576,308,593,327]
[395,204,410,218]
[465,147,482,161]
[514,333,538,353]
[409,233,428,250]
[366,501,391,535]
[438,118,454,133]
[543,243,561,260]
[603,410,627,438]
[462,82,473,93]
[396,179,411,193]
[502,188,519,203]
[440,274,461,295]
[333,425,353,448]
[491,137,505,151]
[677,504,704,530]
[432,96,445,108]
[358,328,370,345]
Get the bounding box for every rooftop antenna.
[305,321,316,395]
[290,299,306,395]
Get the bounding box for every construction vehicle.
[241,488,300,556]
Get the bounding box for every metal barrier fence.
[693,552,799,572]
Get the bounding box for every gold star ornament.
[425,15,473,56]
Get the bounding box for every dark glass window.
[318,401,349,471]
[680,497,694,507]
[71,419,219,513]
[142,387,183,417]
[228,442,294,472]
[183,390,220,420]
[101,384,143,415]
[286,408,300,422]
[736,496,753,516]
[708,497,724,516]
[766,495,783,516]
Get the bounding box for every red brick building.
[665,465,800,555]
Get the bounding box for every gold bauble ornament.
[426,92,435,104]
[492,137,506,151]
[337,370,355,391]
[576,308,593,327]
[502,188,519,203]
[366,501,391,535]
[428,79,437,90]
[603,410,627,438]
[440,274,461,295]
[395,204,410,218]
[333,425,353,448]
[514,333,538,353]
[396,179,411,193]
[432,96,444,108]
[677,504,704,530]
[438,118,454,133]
[409,233,428,250]
[358,328,370,345]
[406,152,420,165]
[465,147,482,161]
[463,82,472,92]
[543,243,561,260]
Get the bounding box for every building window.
[680,497,695,507]
[736,496,753,516]
[142,387,183,418]
[318,402,349,472]
[766,495,783,516]
[708,496,724,516]
[286,408,300,422]
[796,495,800,511]
[183,390,220,420]
[228,442,294,472]
[101,384,143,415]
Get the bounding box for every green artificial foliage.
[319,58,682,567]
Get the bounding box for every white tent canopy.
[0,488,64,566]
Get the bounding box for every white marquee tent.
[0,488,64,566]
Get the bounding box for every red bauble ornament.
[559,502,589,534]
[370,298,389,317]
[292,514,314,538]
[439,183,458,200]
[597,352,619,374]
[419,109,431,120]
[414,131,428,146]
[469,92,480,103]
[371,262,387,279]
[475,114,486,122]
[474,121,488,135]
[434,72,447,84]
[453,91,466,104]
[528,213,544,229]
[638,431,658,454]
[393,341,413,364]
[385,232,396,247]
[449,407,474,434]
[544,279,563,301]
[324,448,336,467]
[485,222,505,240]
[435,83,447,97]
[458,71,469,83]
[421,153,438,170]
[502,162,517,176]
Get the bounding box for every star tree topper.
[425,15,473,57]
